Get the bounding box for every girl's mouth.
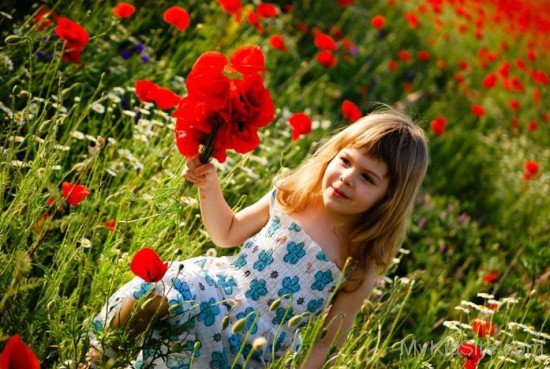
[331,186,349,199]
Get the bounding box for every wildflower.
[341,100,362,123]
[397,50,411,62]
[215,0,243,21]
[458,60,469,71]
[459,342,483,363]
[418,50,430,61]
[430,116,447,136]
[0,334,40,369]
[269,34,287,51]
[130,248,168,282]
[371,15,386,29]
[454,72,465,84]
[523,161,539,181]
[288,113,311,140]
[508,99,520,111]
[247,10,263,33]
[112,3,135,19]
[163,6,190,32]
[338,0,354,6]
[314,33,336,50]
[472,318,496,337]
[252,336,267,350]
[134,80,181,110]
[482,73,497,89]
[405,12,419,28]
[62,182,90,206]
[483,269,499,283]
[105,219,117,232]
[471,105,485,117]
[55,17,89,64]
[34,5,56,30]
[527,120,538,131]
[256,3,279,18]
[316,50,337,68]
[388,59,398,72]
[531,70,548,85]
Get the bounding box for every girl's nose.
[339,169,355,187]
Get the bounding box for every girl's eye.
[340,157,350,166]
[362,174,374,184]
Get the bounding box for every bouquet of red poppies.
[173,45,275,164]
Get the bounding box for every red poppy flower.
[256,3,279,18]
[269,34,287,51]
[314,33,337,51]
[34,5,56,30]
[0,334,40,369]
[55,17,89,64]
[228,45,266,75]
[163,6,190,32]
[113,3,135,19]
[388,59,398,72]
[230,73,274,128]
[418,50,430,61]
[483,269,500,283]
[531,70,548,85]
[471,105,485,117]
[341,100,362,123]
[430,116,447,136]
[510,118,520,130]
[246,10,263,33]
[398,50,411,62]
[46,196,55,206]
[371,15,386,29]
[288,113,312,140]
[458,60,470,71]
[472,319,496,337]
[527,120,538,131]
[317,50,337,68]
[134,80,181,110]
[459,342,483,363]
[338,0,354,6]
[526,50,536,61]
[436,59,446,69]
[498,61,510,78]
[130,248,168,282]
[215,0,243,20]
[33,212,50,233]
[464,359,477,369]
[508,99,520,111]
[482,73,497,89]
[523,161,539,181]
[105,219,117,232]
[186,52,231,109]
[405,12,419,29]
[454,72,465,84]
[62,182,90,206]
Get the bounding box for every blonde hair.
[275,106,429,292]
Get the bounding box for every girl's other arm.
[183,155,270,248]
[300,261,377,369]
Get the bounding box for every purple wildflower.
[141,54,150,63]
[121,49,133,59]
[135,42,145,53]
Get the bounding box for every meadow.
[0,0,548,368]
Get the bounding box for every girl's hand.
[183,154,219,191]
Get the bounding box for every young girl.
[85,107,428,369]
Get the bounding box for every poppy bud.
[232,317,247,333]
[221,315,230,330]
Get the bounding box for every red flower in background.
[471,105,485,117]
[163,6,190,31]
[508,99,520,111]
[288,113,312,140]
[135,80,181,110]
[62,182,90,206]
[430,116,447,136]
[338,0,354,6]
[55,17,89,64]
[0,334,40,369]
[216,0,243,20]
[314,33,337,50]
[105,219,117,232]
[418,50,430,61]
[531,70,548,85]
[398,50,411,62]
[113,3,135,19]
[482,73,497,89]
[459,342,483,364]
[405,12,419,28]
[130,248,168,282]
[34,5,56,30]
[256,3,279,18]
[269,34,287,51]
[472,319,497,337]
[523,161,539,181]
[388,59,398,72]
[341,100,362,123]
[317,50,337,68]
[527,120,538,131]
[371,15,386,29]
[247,10,263,33]
[483,269,500,283]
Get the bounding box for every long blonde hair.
[275,107,429,292]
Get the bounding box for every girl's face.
[321,147,390,224]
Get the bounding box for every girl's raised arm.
[183,155,271,248]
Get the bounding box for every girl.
[85,107,428,369]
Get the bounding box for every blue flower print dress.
[89,187,350,369]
